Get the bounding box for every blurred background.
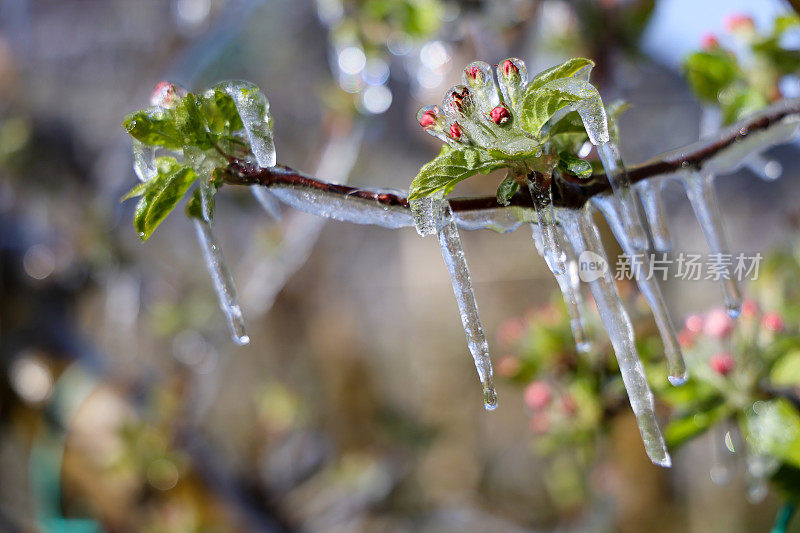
[2,0,800,531]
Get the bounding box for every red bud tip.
[419,111,437,128]
[150,81,187,108]
[701,33,719,50]
[449,123,463,139]
[467,66,481,80]
[490,106,510,125]
[709,352,735,376]
[502,59,519,77]
[524,381,552,410]
[762,312,785,332]
[724,13,754,32]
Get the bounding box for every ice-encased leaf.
[496,172,520,206]
[528,58,594,92]
[131,157,198,241]
[462,60,500,113]
[215,80,276,168]
[557,151,592,177]
[408,145,505,200]
[123,106,184,150]
[518,77,601,138]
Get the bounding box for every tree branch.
[222,99,800,226]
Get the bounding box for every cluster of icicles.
[132,68,800,467]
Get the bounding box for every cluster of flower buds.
[699,13,756,51]
[150,81,188,109]
[524,380,578,435]
[416,58,538,156]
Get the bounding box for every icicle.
[745,153,783,181]
[532,224,591,353]
[592,194,687,386]
[410,193,443,237]
[184,146,217,222]
[527,173,566,274]
[251,187,282,221]
[636,178,672,252]
[216,80,276,168]
[559,205,670,467]
[132,139,157,182]
[681,171,742,317]
[436,200,497,410]
[193,218,249,345]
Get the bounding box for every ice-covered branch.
[222,98,800,230]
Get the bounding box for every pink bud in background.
[496,355,521,378]
[677,329,695,348]
[529,413,550,434]
[561,394,577,416]
[724,13,755,33]
[524,381,552,410]
[150,81,187,109]
[701,33,720,50]
[741,299,759,318]
[762,312,785,333]
[709,352,736,376]
[704,309,734,338]
[685,314,704,333]
[497,317,525,347]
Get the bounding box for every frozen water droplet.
[215,80,276,168]
[560,205,670,467]
[436,202,497,409]
[668,374,688,387]
[193,218,249,345]
[746,154,782,181]
[527,175,566,275]
[462,61,500,113]
[496,58,527,114]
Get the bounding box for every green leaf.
[496,172,521,206]
[133,157,198,241]
[200,88,244,135]
[519,78,602,138]
[744,399,800,469]
[409,145,506,200]
[770,351,800,387]
[557,151,592,178]
[122,107,183,150]
[720,87,769,124]
[665,402,729,448]
[173,94,214,150]
[683,50,740,103]
[121,181,149,201]
[528,58,595,92]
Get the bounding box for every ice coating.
[410,194,443,236]
[745,153,782,181]
[436,201,497,410]
[216,80,277,168]
[592,194,687,386]
[462,61,500,113]
[496,57,528,113]
[559,205,671,467]
[441,84,496,147]
[251,187,282,221]
[184,145,217,223]
[526,175,566,274]
[417,105,459,147]
[132,139,157,182]
[532,224,591,353]
[193,218,249,345]
[636,178,672,252]
[681,171,742,317]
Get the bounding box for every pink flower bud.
[449,123,463,140]
[497,317,525,347]
[150,81,187,109]
[561,394,577,416]
[419,111,437,128]
[704,309,734,339]
[529,412,551,434]
[684,314,704,333]
[496,355,521,378]
[724,13,754,33]
[490,106,511,125]
[741,299,759,318]
[677,329,695,349]
[524,381,552,410]
[762,312,785,333]
[701,33,720,50]
[709,352,735,376]
[501,59,519,78]
[466,66,482,83]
